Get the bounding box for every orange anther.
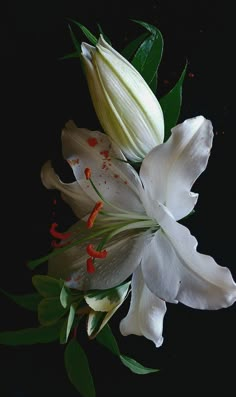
[86,244,107,259]
[87,201,103,229]
[50,223,71,240]
[86,257,95,273]
[84,167,91,180]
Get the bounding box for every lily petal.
[142,203,236,309]
[48,222,149,290]
[140,116,213,220]
[120,266,166,347]
[41,161,94,218]
[62,120,144,213]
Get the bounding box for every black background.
[1,1,235,396]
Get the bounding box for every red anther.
[87,137,98,147]
[86,244,108,259]
[87,202,103,229]
[53,199,57,205]
[84,167,91,180]
[86,257,95,273]
[50,222,71,240]
[51,239,71,248]
[188,72,195,78]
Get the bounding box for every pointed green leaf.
[59,51,81,60]
[69,20,97,46]
[65,339,95,397]
[85,282,130,312]
[96,325,159,375]
[131,20,158,35]
[60,304,76,344]
[60,317,68,344]
[149,70,158,93]
[131,24,163,87]
[0,321,63,345]
[87,311,106,339]
[38,297,67,325]
[120,354,159,375]
[60,285,70,308]
[68,24,81,52]
[160,63,187,141]
[96,324,120,356]
[66,304,76,340]
[32,275,63,297]
[0,288,41,311]
[122,32,149,60]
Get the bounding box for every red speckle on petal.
[114,174,119,178]
[87,137,98,147]
[124,181,128,185]
[100,150,109,159]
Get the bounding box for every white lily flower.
[41,116,236,346]
[81,35,164,162]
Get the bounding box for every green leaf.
[38,297,67,325]
[121,32,149,60]
[32,275,63,297]
[69,20,97,46]
[87,311,107,339]
[0,322,63,345]
[131,20,163,88]
[0,288,41,311]
[96,325,159,375]
[86,283,130,339]
[160,63,187,141]
[85,282,130,312]
[60,304,76,344]
[120,354,159,375]
[149,70,158,93]
[66,304,76,340]
[65,339,96,397]
[60,285,70,308]
[59,51,81,60]
[96,324,120,356]
[68,24,81,52]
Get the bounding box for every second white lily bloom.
[81,35,164,162]
[41,116,236,347]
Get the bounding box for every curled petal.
[41,161,94,218]
[142,203,236,309]
[140,116,213,220]
[120,266,166,347]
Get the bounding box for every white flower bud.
[81,35,164,162]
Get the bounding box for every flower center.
[28,168,159,272]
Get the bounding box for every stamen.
[84,167,91,180]
[87,202,103,229]
[50,223,71,240]
[51,240,71,248]
[86,244,107,258]
[86,257,95,273]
